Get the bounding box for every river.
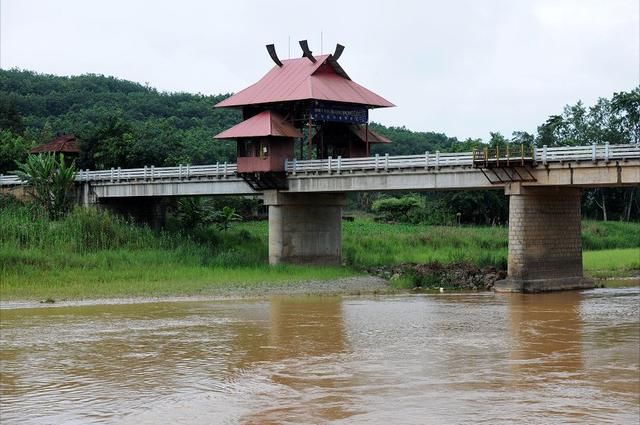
[1,286,639,424]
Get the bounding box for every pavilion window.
[260,141,269,159]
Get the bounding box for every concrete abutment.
[264,191,345,265]
[495,184,594,293]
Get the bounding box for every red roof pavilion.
[31,134,80,154]
[214,41,394,187]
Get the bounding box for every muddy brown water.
[1,286,639,424]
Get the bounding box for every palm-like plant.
[214,206,242,232]
[15,153,77,219]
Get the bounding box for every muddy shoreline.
[0,276,392,309]
[2,271,637,310]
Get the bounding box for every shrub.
[371,195,423,223]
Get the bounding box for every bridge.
[2,142,639,293]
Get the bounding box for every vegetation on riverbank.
[1,199,638,300]
[0,203,357,300]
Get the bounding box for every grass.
[583,248,640,278]
[0,205,357,300]
[1,249,354,300]
[343,220,509,269]
[0,201,638,300]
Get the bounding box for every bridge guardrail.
[535,143,639,165]
[1,143,638,186]
[73,163,238,183]
[285,142,639,174]
[285,152,475,174]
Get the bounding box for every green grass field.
[1,203,638,300]
[583,248,640,278]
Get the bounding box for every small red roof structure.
[216,55,394,109]
[214,41,394,187]
[349,125,391,144]
[31,134,80,154]
[214,110,302,139]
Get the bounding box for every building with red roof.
[30,134,80,155]
[214,41,394,188]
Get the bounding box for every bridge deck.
[1,143,638,189]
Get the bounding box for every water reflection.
[503,289,640,423]
[1,289,638,424]
[232,297,347,367]
[236,297,355,424]
[507,291,584,378]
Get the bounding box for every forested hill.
[1,69,637,172]
[1,69,637,222]
[0,69,241,169]
[0,69,462,171]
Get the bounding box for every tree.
[537,115,564,146]
[0,95,24,134]
[14,153,77,219]
[77,113,134,169]
[511,131,535,147]
[611,88,640,144]
[174,197,216,229]
[0,130,35,173]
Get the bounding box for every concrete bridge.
[2,142,639,292]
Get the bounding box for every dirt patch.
[368,262,507,290]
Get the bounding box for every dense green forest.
[0,68,638,222]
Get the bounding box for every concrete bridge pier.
[495,184,595,293]
[264,191,345,265]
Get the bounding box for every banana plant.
[213,206,242,232]
[14,153,77,219]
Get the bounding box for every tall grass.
[1,200,638,300]
[581,221,640,250]
[343,220,509,269]
[0,203,268,266]
[1,202,352,300]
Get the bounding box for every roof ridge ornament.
[332,44,345,61]
[298,40,317,63]
[266,44,283,67]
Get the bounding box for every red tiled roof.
[216,55,394,109]
[214,110,302,139]
[30,135,80,154]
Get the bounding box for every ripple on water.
[1,289,638,424]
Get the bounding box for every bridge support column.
[81,183,97,208]
[264,191,345,265]
[495,184,594,293]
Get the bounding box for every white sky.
[1,0,638,141]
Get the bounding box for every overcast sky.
[1,0,638,141]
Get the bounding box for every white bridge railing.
[286,143,639,174]
[0,163,238,186]
[1,143,638,186]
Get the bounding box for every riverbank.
[0,276,392,309]
[1,202,639,301]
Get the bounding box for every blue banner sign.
[309,106,368,124]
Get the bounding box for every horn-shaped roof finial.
[266,44,283,67]
[333,43,345,61]
[299,40,317,63]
